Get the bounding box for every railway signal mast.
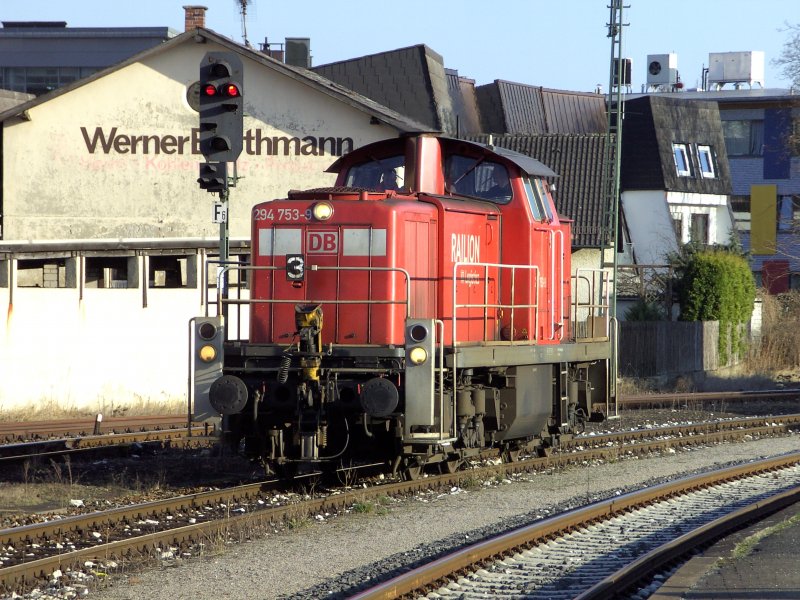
[197,52,244,292]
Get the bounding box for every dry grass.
[0,397,186,422]
[746,290,800,375]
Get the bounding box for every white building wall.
[2,257,196,410]
[620,190,679,264]
[665,191,733,246]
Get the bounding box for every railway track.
[0,415,196,442]
[353,452,800,599]
[0,414,797,596]
[618,387,800,408]
[0,417,215,464]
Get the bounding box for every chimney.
[183,5,208,31]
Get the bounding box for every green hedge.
[678,250,756,363]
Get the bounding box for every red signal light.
[203,84,218,97]
[223,84,241,97]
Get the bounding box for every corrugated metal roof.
[445,68,481,136]
[465,134,612,248]
[541,88,607,133]
[475,81,606,135]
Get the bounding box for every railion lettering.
[451,233,481,263]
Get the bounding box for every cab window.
[534,178,554,221]
[345,155,405,191]
[525,177,553,222]
[523,177,545,221]
[445,155,512,203]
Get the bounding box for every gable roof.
[0,28,433,134]
[475,81,607,135]
[465,133,612,248]
[621,95,731,195]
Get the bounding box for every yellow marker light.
[199,344,217,362]
[312,202,334,220]
[408,346,428,365]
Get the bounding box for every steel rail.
[0,415,195,442]
[574,485,800,599]
[0,428,214,465]
[350,451,800,599]
[1,417,797,593]
[618,388,800,407]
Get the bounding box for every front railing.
[202,260,610,347]
[203,260,411,343]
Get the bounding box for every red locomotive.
[191,135,615,478]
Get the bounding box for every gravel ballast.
[87,435,799,600]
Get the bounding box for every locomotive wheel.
[503,449,521,463]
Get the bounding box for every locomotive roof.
[326,135,558,178]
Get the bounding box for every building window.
[722,120,764,156]
[672,216,683,242]
[672,143,691,176]
[148,255,189,288]
[697,145,717,178]
[16,258,77,288]
[690,213,709,245]
[729,195,750,213]
[785,194,800,233]
[792,118,800,157]
[85,256,138,289]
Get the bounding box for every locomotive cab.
[190,134,615,479]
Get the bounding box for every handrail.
[450,261,540,348]
[451,261,541,405]
[573,268,611,340]
[204,261,412,342]
[550,229,565,340]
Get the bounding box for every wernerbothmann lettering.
[80,127,353,157]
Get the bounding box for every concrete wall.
[0,252,218,411]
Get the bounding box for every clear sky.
[2,0,796,92]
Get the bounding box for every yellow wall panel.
[750,184,777,254]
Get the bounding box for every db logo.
[307,230,338,254]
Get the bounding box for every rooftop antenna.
[235,0,253,47]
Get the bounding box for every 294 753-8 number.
[253,207,310,221]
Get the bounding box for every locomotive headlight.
[312,202,334,221]
[198,344,217,362]
[408,346,428,365]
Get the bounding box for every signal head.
[223,83,241,97]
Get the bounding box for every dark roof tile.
[465,134,612,248]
